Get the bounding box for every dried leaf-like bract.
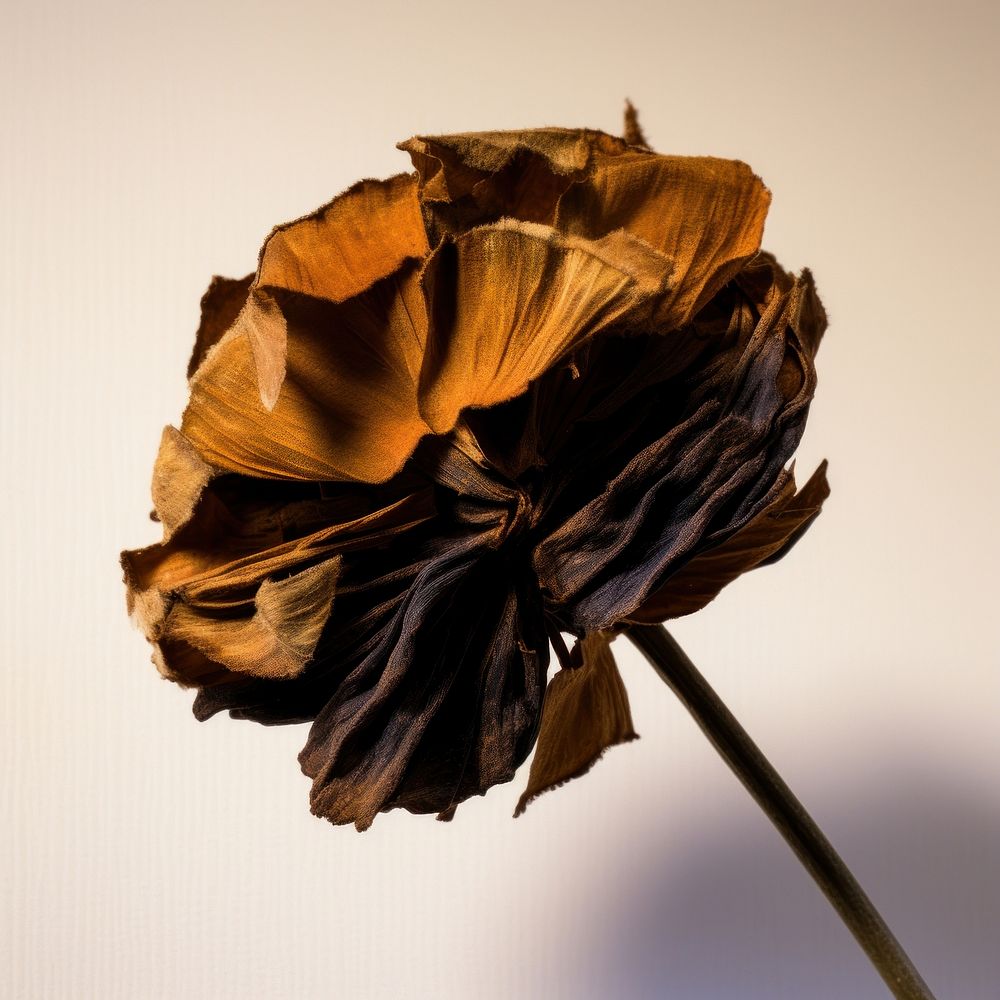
[122,108,828,830]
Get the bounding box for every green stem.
[625,624,935,1000]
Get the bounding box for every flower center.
[498,485,534,547]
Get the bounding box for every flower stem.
[625,624,935,1000]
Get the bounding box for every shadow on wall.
[568,768,1000,1000]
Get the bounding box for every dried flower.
[122,110,828,830]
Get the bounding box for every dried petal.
[163,557,342,679]
[150,425,215,541]
[181,261,431,482]
[298,543,547,830]
[534,269,820,630]
[627,461,830,622]
[398,127,630,240]
[515,632,637,816]
[558,153,771,328]
[231,287,288,411]
[150,638,244,688]
[122,482,435,686]
[418,220,654,434]
[187,274,253,379]
[256,173,429,304]
[192,539,434,725]
[401,128,625,182]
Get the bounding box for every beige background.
[3,0,998,997]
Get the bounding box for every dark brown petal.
[622,99,649,149]
[298,544,547,830]
[787,266,827,359]
[515,632,637,817]
[462,319,696,482]
[388,573,548,821]
[535,271,819,631]
[180,260,431,483]
[417,220,656,436]
[626,461,830,623]
[558,153,771,330]
[187,274,254,379]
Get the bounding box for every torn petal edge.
[514,632,638,817]
[164,556,342,680]
[192,172,430,413]
[151,425,216,541]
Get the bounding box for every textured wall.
[3,1,998,996]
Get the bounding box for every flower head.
[122,109,828,829]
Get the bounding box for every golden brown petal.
[187,274,254,379]
[627,461,830,624]
[126,490,433,611]
[228,287,288,412]
[558,154,771,329]
[150,638,245,688]
[187,175,427,413]
[587,228,674,299]
[163,556,342,679]
[418,220,654,435]
[255,173,429,304]
[515,632,637,816]
[180,260,431,483]
[151,426,215,541]
[122,486,435,685]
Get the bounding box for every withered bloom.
[122,112,828,831]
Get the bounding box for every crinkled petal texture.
[122,120,828,829]
[529,253,827,630]
[181,174,432,483]
[298,538,549,829]
[122,467,437,687]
